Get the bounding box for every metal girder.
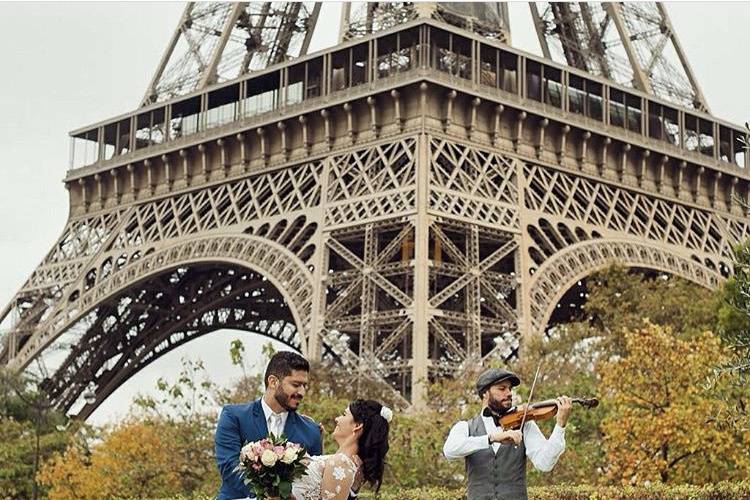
[655,3,710,113]
[340,2,511,42]
[141,2,321,106]
[530,2,710,113]
[604,2,652,94]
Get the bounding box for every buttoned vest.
[465,414,527,500]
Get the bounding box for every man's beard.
[488,396,512,415]
[275,387,301,411]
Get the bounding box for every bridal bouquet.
[235,433,308,500]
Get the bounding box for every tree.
[131,356,225,496]
[514,265,721,486]
[0,369,78,499]
[38,420,184,499]
[598,323,750,485]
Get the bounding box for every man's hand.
[555,396,573,428]
[488,429,522,445]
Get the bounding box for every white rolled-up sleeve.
[443,420,491,459]
[523,421,566,472]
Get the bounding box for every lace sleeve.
[319,453,357,500]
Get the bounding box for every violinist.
[442,368,572,500]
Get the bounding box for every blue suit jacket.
[215,399,323,500]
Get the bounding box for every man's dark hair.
[264,351,310,388]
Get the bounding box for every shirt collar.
[261,396,288,422]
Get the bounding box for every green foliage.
[356,482,750,500]
[513,265,725,487]
[131,357,224,496]
[220,340,273,405]
[714,241,750,432]
[0,369,79,499]
[718,240,750,353]
[599,324,750,485]
[378,375,480,491]
[32,266,750,499]
[578,266,718,346]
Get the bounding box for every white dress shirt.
[261,397,288,437]
[443,409,566,472]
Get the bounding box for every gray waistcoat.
[465,414,527,500]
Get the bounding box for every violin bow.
[518,362,542,442]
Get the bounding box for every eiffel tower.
[1,2,747,418]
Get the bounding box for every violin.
[497,397,599,430]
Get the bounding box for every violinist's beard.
[488,396,512,415]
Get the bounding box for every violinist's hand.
[555,396,573,428]
[489,429,522,446]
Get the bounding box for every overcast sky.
[0,2,748,425]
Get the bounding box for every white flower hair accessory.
[380,405,393,422]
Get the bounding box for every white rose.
[240,446,256,463]
[281,447,298,464]
[261,449,278,467]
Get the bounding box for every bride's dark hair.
[349,399,390,492]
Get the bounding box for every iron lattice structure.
[142,2,321,105]
[341,2,511,43]
[530,2,709,112]
[1,2,748,417]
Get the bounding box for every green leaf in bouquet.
[278,480,293,499]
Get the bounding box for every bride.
[292,399,392,500]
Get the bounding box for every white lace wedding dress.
[291,453,359,500]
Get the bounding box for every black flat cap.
[475,368,520,396]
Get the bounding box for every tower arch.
[23,234,314,418]
[528,238,722,335]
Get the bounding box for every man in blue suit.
[215,351,323,500]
